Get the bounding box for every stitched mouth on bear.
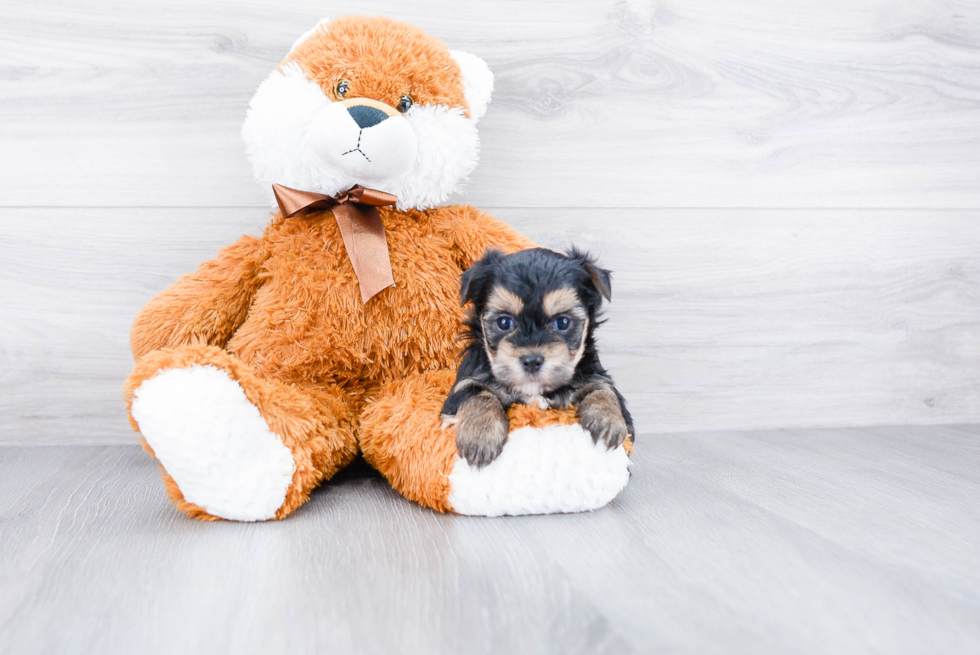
[341,129,372,162]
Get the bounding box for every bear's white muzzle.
[306,99,418,183]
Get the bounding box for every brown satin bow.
[272,183,397,303]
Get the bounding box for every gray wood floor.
[1,424,977,655]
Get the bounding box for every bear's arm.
[431,205,537,270]
[130,233,270,360]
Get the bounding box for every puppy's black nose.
[520,354,545,374]
[347,105,389,129]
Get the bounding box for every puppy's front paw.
[455,392,509,469]
[577,388,629,450]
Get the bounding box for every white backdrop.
[2,0,979,443]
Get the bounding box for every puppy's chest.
[494,383,575,411]
[231,212,464,375]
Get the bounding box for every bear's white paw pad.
[131,365,296,521]
[447,423,631,517]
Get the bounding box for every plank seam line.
[2,206,979,211]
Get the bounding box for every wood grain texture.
[2,207,978,444]
[2,0,979,208]
[1,424,978,654]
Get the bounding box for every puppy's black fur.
[442,247,634,468]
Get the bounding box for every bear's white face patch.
[243,62,482,211]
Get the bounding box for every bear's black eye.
[397,95,414,113]
[553,315,571,331]
[495,315,514,331]
[335,80,350,99]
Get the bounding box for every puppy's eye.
[495,315,515,331]
[553,315,571,331]
[397,95,414,113]
[335,80,350,99]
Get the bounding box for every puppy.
[441,248,634,468]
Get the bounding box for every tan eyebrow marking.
[543,287,583,317]
[486,286,524,315]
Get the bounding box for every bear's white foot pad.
[447,423,631,517]
[131,365,296,521]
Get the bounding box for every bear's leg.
[358,370,632,517]
[124,345,357,521]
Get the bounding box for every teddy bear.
[123,15,631,521]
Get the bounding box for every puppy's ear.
[586,262,613,302]
[460,249,504,306]
[568,248,612,302]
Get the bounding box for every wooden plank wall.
[2,0,979,443]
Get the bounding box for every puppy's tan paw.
[455,392,509,469]
[577,387,629,450]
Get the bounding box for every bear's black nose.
[520,354,545,374]
[347,105,389,129]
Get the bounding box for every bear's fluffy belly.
[226,212,465,387]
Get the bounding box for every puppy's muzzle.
[520,354,544,374]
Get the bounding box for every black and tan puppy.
[441,248,634,468]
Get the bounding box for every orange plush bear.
[123,16,630,521]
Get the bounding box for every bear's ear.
[288,17,331,55]
[450,50,494,122]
